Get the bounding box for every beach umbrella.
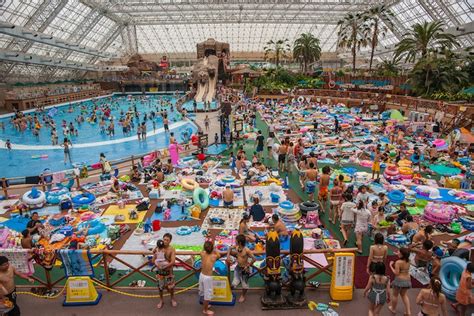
[389,109,405,121]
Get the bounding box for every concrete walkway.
[15,287,463,316]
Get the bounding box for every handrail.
[20,247,358,291]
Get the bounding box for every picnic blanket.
[0,199,18,215]
[201,208,247,231]
[1,216,30,232]
[101,204,147,224]
[110,227,204,270]
[244,185,287,206]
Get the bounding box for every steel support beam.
[0,22,116,58]
[0,50,128,71]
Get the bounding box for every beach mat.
[412,186,474,205]
[354,255,423,289]
[2,216,30,232]
[150,204,192,222]
[0,199,18,215]
[102,204,147,224]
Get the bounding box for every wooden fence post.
[1,178,7,198]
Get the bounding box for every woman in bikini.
[367,233,388,274]
[364,262,391,316]
[388,247,412,315]
[416,276,447,316]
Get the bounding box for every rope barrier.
[16,281,198,300]
[16,287,65,299]
[91,280,198,298]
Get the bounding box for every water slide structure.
[193,55,218,104]
[192,38,230,106]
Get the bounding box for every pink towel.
[52,171,65,184]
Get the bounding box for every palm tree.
[337,13,370,73]
[408,52,469,96]
[363,5,394,71]
[264,39,290,68]
[293,33,322,74]
[394,21,460,63]
[376,54,402,77]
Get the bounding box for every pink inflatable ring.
[423,202,459,224]
[433,139,446,147]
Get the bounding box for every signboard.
[330,252,355,301]
[64,277,101,306]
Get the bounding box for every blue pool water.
[0,94,197,178]
[181,100,218,111]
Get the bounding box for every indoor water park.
[0,1,473,316]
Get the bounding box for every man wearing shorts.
[226,234,256,303]
[255,130,265,159]
[163,116,169,133]
[200,241,221,315]
[222,185,234,208]
[318,166,331,214]
[278,141,288,171]
[304,162,318,202]
[154,233,177,308]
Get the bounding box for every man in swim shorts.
[318,166,331,214]
[304,162,318,202]
[226,234,256,303]
[163,116,169,133]
[200,241,221,315]
[278,141,288,171]
[154,233,177,308]
[222,185,234,208]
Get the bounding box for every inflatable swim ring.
[397,159,412,168]
[46,187,70,204]
[433,139,446,147]
[360,160,373,168]
[181,178,198,190]
[424,202,456,224]
[458,216,474,231]
[193,188,209,210]
[221,175,235,183]
[386,234,408,246]
[388,190,405,204]
[176,226,193,236]
[279,200,294,210]
[72,192,96,206]
[440,256,467,300]
[22,188,46,207]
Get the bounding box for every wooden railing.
[23,248,358,291]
